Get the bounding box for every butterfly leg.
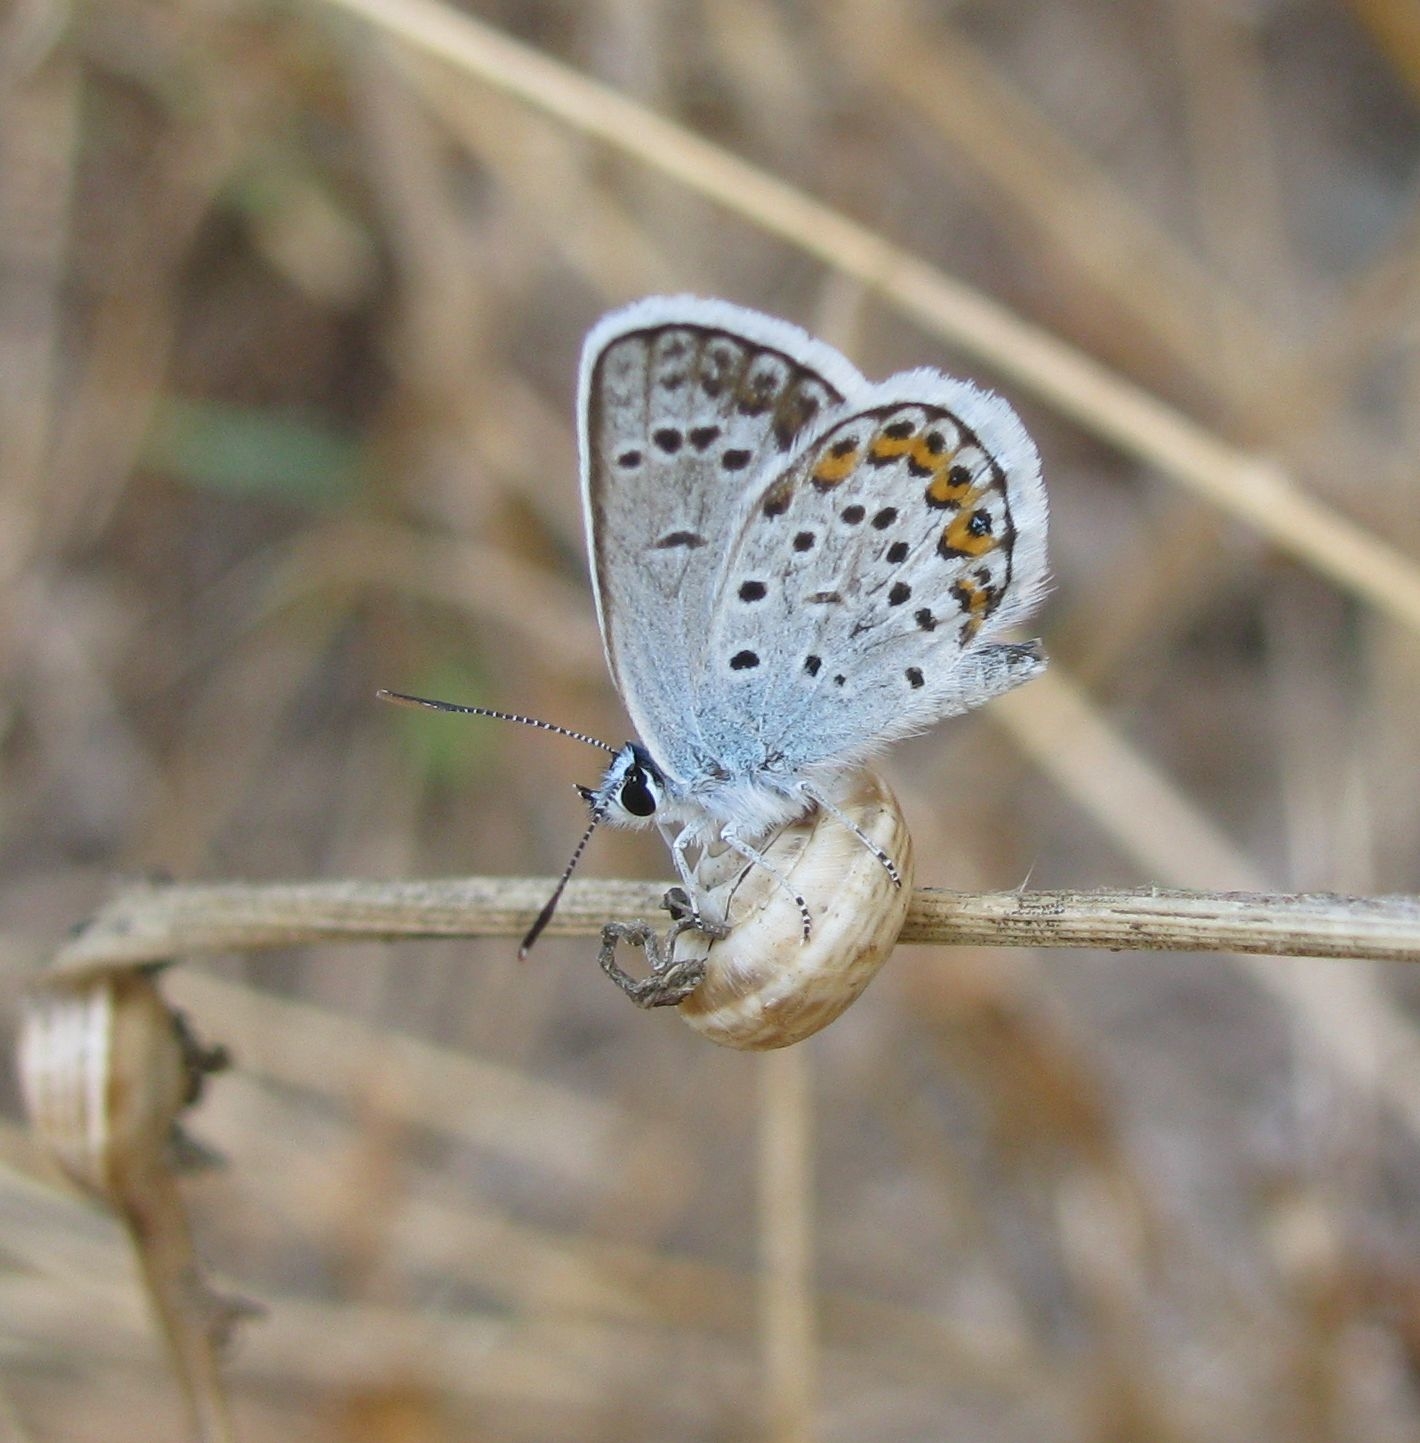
[598,916,709,1008]
[661,885,728,936]
[721,829,813,941]
[799,780,903,888]
[597,892,728,1009]
[664,822,731,934]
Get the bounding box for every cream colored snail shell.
[675,766,914,1050]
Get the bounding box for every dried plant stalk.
[48,876,1420,975]
[316,0,1420,637]
[18,969,245,1442]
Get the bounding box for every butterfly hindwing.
[694,373,1048,776]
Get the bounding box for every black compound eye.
[619,767,657,818]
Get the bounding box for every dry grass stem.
[46,876,1420,974]
[318,0,1420,636]
[757,1047,816,1443]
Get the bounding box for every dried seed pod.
[17,968,193,1199]
[19,966,246,1440]
[674,766,914,1050]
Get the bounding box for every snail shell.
[675,766,914,1050]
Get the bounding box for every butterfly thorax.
[594,741,817,843]
[672,770,819,841]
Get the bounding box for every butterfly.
[384,296,1048,952]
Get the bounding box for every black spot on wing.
[737,364,780,417]
[762,479,794,517]
[772,379,826,450]
[698,340,744,399]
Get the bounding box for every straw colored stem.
[48,878,1420,973]
[758,1048,817,1443]
[315,0,1420,637]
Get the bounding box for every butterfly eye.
[619,766,658,818]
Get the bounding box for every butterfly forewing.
[579,297,863,781]
[695,375,1048,776]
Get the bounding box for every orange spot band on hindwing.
[812,438,860,489]
[950,575,991,616]
[923,459,973,507]
[950,573,997,640]
[868,433,914,463]
[939,489,999,559]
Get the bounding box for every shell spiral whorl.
[675,766,914,1049]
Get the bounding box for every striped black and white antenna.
[376,689,620,955]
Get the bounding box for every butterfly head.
[581,742,666,830]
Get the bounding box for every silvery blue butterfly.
[384,296,1048,952]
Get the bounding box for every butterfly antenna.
[376,690,616,755]
[519,794,610,957]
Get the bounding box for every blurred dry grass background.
[3,0,1420,1438]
